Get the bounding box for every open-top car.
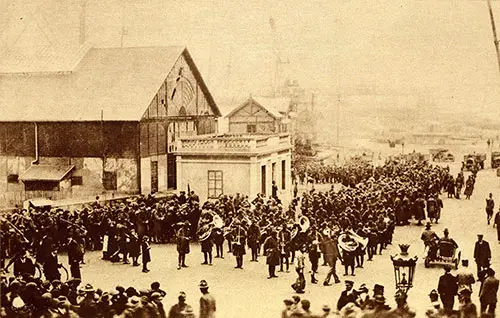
[424,239,461,269]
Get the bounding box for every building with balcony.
[174,133,292,203]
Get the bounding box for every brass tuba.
[198,214,224,241]
[299,216,310,233]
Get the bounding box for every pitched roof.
[0,46,220,121]
[20,165,74,181]
[224,96,291,119]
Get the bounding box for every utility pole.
[487,0,500,76]
[337,94,341,145]
[79,0,88,45]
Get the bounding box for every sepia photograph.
[1,0,500,317]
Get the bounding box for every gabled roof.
[225,96,291,119]
[0,46,220,121]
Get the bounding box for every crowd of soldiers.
[0,158,458,317]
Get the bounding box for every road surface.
[56,163,500,317]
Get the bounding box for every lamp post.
[390,244,418,295]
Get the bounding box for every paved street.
[65,163,500,317]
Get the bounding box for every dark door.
[151,161,158,193]
[261,165,266,195]
[167,154,177,190]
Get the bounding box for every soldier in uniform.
[67,233,83,279]
[212,228,224,259]
[168,292,195,318]
[263,230,280,279]
[247,223,260,262]
[474,234,491,277]
[456,171,464,199]
[198,280,216,318]
[278,225,291,272]
[177,222,191,270]
[232,222,246,269]
[43,249,61,282]
[200,230,213,266]
[141,235,151,273]
[322,231,340,286]
[486,193,495,225]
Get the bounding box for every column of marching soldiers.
[0,158,484,317]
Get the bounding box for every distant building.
[224,96,292,134]
[175,133,292,203]
[0,46,220,207]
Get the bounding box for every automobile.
[424,239,461,269]
[492,151,500,168]
[430,148,455,162]
[463,154,486,170]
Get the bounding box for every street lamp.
[390,244,418,294]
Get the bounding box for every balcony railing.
[176,133,290,152]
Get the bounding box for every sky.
[1,0,500,122]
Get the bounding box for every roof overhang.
[20,165,75,182]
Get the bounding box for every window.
[71,176,83,186]
[103,171,117,190]
[247,124,257,133]
[281,160,286,190]
[7,174,18,184]
[208,170,223,198]
[272,162,276,182]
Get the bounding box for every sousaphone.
[197,214,224,241]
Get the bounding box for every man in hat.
[494,208,500,244]
[151,292,167,318]
[440,228,458,249]
[199,280,216,318]
[168,291,195,318]
[212,227,224,259]
[355,283,370,309]
[337,280,357,311]
[67,233,83,279]
[486,193,495,225]
[479,268,499,314]
[456,259,475,292]
[78,284,98,318]
[263,231,280,279]
[474,234,491,277]
[13,251,35,278]
[141,235,151,273]
[177,222,191,270]
[232,222,246,269]
[426,289,443,317]
[282,299,294,318]
[200,228,213,266]
[421,222,439,255]
[322,231,341,286]
[247,222,260,262]
[458,287,477,318]
[43,249,61,283]
[438,266,458,313]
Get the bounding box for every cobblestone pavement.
[64,163,499,317]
